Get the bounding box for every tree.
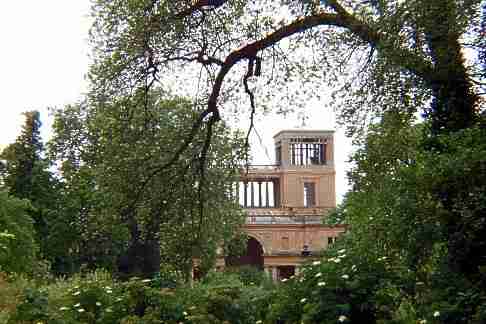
[0,111,59,263]
[333,110,437,271]
[49,91,245,278]
[89,0,484,131]
[0,190,37,274]
[323,112,486,321]
[1,111,44,199]
[89,0,485,280]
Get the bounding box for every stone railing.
[244,207,333,225]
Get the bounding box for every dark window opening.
[304,182,316,207]
[278,266,295,280]
[289,138,327,165]
[275,145,282,166]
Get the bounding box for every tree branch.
[207,5,435,114]
[243,61,256,170]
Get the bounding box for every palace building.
[217,129,346,280]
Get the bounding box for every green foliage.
[258,113,485,324]
[48,92,246,277]
[419,126,486,280]
[263,245,409,324]
[0,191,37,274]
[2,269,274,324]
[221,265,272,287]
[151,264,185,289]
[0,273,32,324]
[0,111,43,199]
[10,287,50,323]
[0,111,60,274]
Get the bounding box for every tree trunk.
[424,1,479,135]
[117,207,161,278]
[421,0,483,281]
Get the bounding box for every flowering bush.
[3,256,484,323]
[2,268,273,324]
[263,243,419,324]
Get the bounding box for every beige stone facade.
[217,130,346,280]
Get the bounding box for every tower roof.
[273,129,334,141]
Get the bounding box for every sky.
[0,1,353,203]
[0,1,91,143]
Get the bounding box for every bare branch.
[196,111,218,240]
[242,59,257,172]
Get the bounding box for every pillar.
[265,266,278,281]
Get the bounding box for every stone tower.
[217,130,345,280]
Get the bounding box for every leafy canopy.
[48,91,246,276]
[89,0,485,137]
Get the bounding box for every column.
[258,181,262,207]
[244,181,248,207]
[272,267,278,281]
[265,181,269,207]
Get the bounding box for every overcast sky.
[0,1,353,202]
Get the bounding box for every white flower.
[73,291,80,296]
[333,258,341,263]
[312,260,321,266]
[141,279,151,283]
[419,320,427,324]
[433,311,440,317]
[339,254,346,258]
[315,272,322,278]
[59,307,69,311]
[105,307,113,313]
[317,281,326,287]
[300,298,307,303]
[106,289,113,294]
[73,286,79,289]
[338,315,347,322]
[281,278,288,282]
[338,249,346,254]
[351,265,357,271]
[256,321,262,324]
[341,274,349,280]
[116,297,123,302]
[74,303,81,308]
[96,302,102,307]
[183,311,188,316]
[104,286,112,290]
[78,308,85,313]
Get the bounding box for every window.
[239,180,276,208]
[289,138,327,165]
[303,182,316,207]
[281,236,290,250]
[275,144,282,165]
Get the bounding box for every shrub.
[0,273,32,324]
